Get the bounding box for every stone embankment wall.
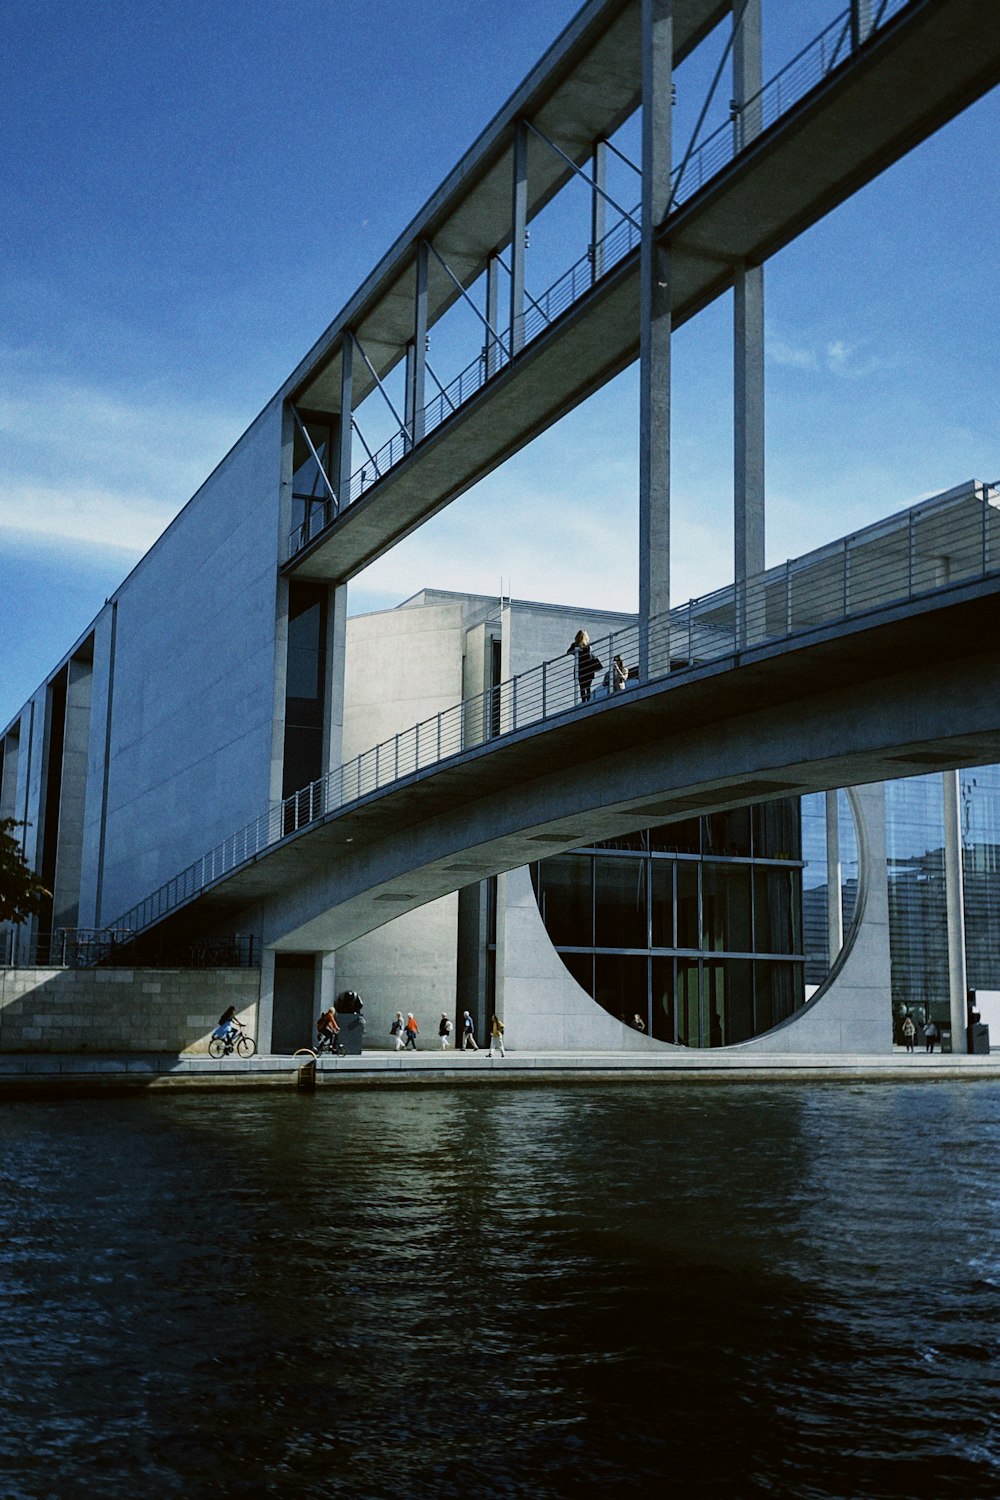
[0,968,261,1054]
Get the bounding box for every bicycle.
[315,1030,346,1056]
[208,1026,256,1059]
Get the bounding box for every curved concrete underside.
[150,576,1000,952]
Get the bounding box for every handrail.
[286,0,916,562]
[117,481,1000,939]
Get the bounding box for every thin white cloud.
[766,334,819,371]
[0,482,172,555]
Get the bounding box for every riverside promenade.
[3,1049,999,1096]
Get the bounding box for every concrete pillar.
[509,122,528,357]
[314,951,337,1013]
[733,0,764,645]
[258,947,276,1054]
[324,583,348,776]
[638,0,673,679]
[942,769,969,1053]
[825,789,844,965]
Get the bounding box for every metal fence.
[287,0,914,562]
[1,926,258,971]
[117,481,1000,941]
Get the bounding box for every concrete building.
[3,0,998,1057]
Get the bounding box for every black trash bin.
[969,1021,991,1055]
[335,991,365,1055]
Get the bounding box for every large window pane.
[595,955,648,1029]
[753,798,802,860]
[533,855,592,948]
[753,867,802,955]
[595,857,647,949]
[702,863,751,953]
[704,808,751,857]
[651,957,675,1042]
[651,860,674,948]
[677,862,699,949]
[676,959,702,1046]
[649,817,701,854]
[755,960,804,1033]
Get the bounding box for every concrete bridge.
[119,482,1000,953]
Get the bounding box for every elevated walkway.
[285,0,1000,582]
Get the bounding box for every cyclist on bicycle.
[211,1005,241,1046]
[316,1007,340,1050]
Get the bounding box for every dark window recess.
[38,667,68,946]
[282,583,327,800]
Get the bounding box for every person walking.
[461,1010,478,1050]
[404,1012,419,1050]
[901,1011,916,1052]
[390,1011,405,1050]
[924,1018,939,1052]
[438,1012,453,1049]
[488,1013,506,1057]
[566,629,602,704]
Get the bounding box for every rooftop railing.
[117,481,1000,940]
[287,0,915,561]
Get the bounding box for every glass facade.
[531,802,818,1047]
[886,767,1000,1028]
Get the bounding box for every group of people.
[899,1008,939,1052]
[389,1008,506,1055]
[567,630,630,703]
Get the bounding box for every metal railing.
[672,0,910,206]
[0,926,258,970]
[120,481,1000,940]
[287,0,913,562]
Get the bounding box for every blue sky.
[2,0,998,728]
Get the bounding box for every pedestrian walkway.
[2,1048,999,1096]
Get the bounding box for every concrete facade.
[0,967,259,1055]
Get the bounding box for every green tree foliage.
[0,818,49,923]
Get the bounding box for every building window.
[530,799,813,1047]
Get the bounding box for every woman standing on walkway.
[488,1013,505,1057]
[567,630,601,704]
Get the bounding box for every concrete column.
[314,951,337,1014]
[258,947,276,1054]
[510,122,528,357]
[638,0,673,679]
[411,241,429,441]
[942,769,969,1053]
[324,583,348,775]
[336,337,354,503]
[825,789,844,964]
[733,0,764,645]
[591,140,607,283]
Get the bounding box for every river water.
[2,1080,999,1498]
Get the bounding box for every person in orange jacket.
[403,1012,419,1049]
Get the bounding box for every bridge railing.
[114,481,1000,942]
[287,0,914,562]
